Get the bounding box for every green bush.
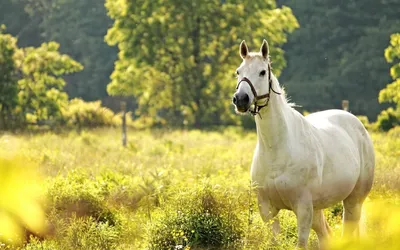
[375,107,400,131]
[62,217,119,250]
[357,115,370,129]
[47,173,117,226]
[148,185,244,250]
[25,218,119,250]
[62,98,116,128]
[388,125,400,138]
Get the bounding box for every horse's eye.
[260,70,266,76]
[236,70,239,75]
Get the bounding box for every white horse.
[232,40,374,249]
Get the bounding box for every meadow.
[0,126,399,249]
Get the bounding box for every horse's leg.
[294,198,313,249]
[342,133,374,238]
[342,198,363,238]
[312,209,331,250]
[257,193,280,242]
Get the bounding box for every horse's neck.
[255,77,297,150]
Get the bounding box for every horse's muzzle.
[233,93,250,112]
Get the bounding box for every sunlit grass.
[0,127,398,249]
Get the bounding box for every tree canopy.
[380,33,400,107]
[0,0,116,101]
[0,25,19,129]
[0,28,83,129]
[278,0,400,119]
[105,0,298,126]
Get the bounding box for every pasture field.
[1,127,399,249]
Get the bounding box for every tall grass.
[0,127,398,249]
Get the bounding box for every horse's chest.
[250,146,292,184]
[250,158,289,209]
[250,148,316,209]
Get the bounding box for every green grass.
[0,126,399,249]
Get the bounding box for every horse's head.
[232,40,272,114]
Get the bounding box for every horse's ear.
[240,40,249,59]
[260,39,269,59]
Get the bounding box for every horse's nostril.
[232,96,237,105]
[243,94,249,103]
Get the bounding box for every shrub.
[46,173,117,226]
[388,125,400,138]
[61,217,119,250]
[62,98,116,128]
[24,237,58,250]
[25,218,120,250]
[357,115,370,129]
[375,107,400,131]
[148,185,244,250]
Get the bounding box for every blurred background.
[0,0,399,130]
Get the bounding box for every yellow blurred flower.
[329,199,400,250]
[0,136,45,244]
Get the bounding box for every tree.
[105,0,298,126]
[16,42,83,123]
[277,0,400,119]
[380,33,400,107]
[1,29,83,129]
[376,33,400,130]
[0,25,19,129]
[1,0,116,101]
[0,0,42,47]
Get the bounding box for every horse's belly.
[311,181,355,209]
[305,124,362,208]
[310,162,360,209]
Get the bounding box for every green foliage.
[357,115,370,129]
[380,79,400,106]
[149,184,244,250]
[380,33,400,106]
[376,33,400,131]
[0,29,84,129]
[62,98,116,128]
[279,0,400,119]
[25,218,120,250]
[0,26,19,129]
[388,125,400,138]
[17,41,83,123]
[0,128,396,249]
[0,0,42,48]
[47,173,117,226]
[0,0,116,101]
[3,1,400,125]
[60,218,119,250]
[106,0,298,126]
[375,107,400,132]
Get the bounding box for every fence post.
[121,101,127,147]
[76,113,82,134]
[342,100,349,112]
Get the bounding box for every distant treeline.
[0,0,399,128]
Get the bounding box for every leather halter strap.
[236,77,270,101]
[235,63,281,116]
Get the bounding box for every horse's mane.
[270,73,298,109]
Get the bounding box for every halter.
[235,63,281,117]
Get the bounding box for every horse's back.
[305,109,373,152]
[306,109,363,131]
[305,109,370,143]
